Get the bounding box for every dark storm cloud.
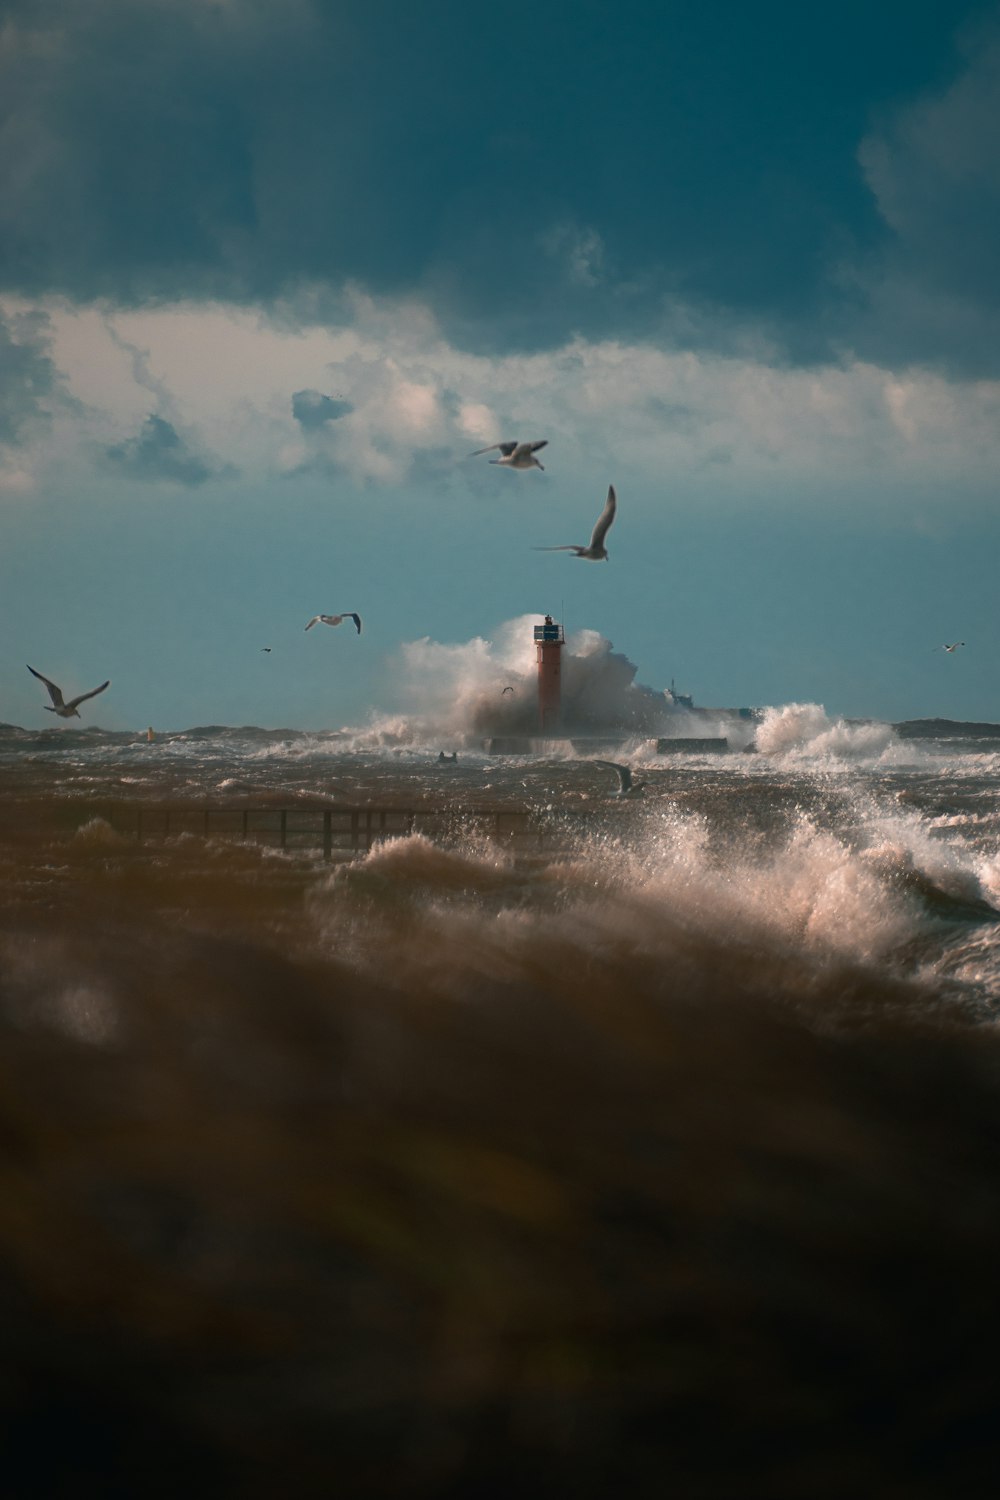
[291,390,353,429]
[0,0,994,368]
[104,414,229,486]
[847,23,1000,377]
[0,310,58,445]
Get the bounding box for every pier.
[655,737,729,754]
[101,802,569,859]
[484,735,731,755]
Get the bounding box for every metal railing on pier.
[102,803,567,859]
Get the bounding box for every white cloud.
[0,457,35,494]
[3,289,999,501]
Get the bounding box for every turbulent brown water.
[5,710,1000,1495]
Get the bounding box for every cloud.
[2,0,977,366]
[291,389,353,429]
[849,21,1000,375]
[540,223,607,290]
[0,308,58,446]
[279,338,468,485]
[103,413,231,486]
[12,290,998,502]
[53,297,998,495]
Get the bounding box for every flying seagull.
[305,613,362,635]
[536,485,617,561]
[501,686,515,695]
[593,759,645,798]
[936,642,965,652]
[260,647,272,653]
[27,665,110,719]
[469,440,547,471]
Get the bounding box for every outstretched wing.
[469,441,518,458]
[594,759,631,794]
[533,546,583,553]
[27,664,65,708]
[304,617,322,631]
[66,680,110,711]
[589,485,617,550]
[347,613,362,635]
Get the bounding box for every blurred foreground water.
[5,715,1000,1495]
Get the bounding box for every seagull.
[594,760,645,798]
[27,665,110,719]
[469,440,547,471]
[936,642,965,652]
[260,647,272,653]
[536,485,617,561]
[305,613,362,635]
[501,686,515,695]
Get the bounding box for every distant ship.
[664,680,759,722]
[664,679,694,710]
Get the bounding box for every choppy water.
[5,705,1000,1495]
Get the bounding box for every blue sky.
[2,0,999,729]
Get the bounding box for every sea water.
[4,705,1000,1494]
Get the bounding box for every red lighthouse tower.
[534,615,564,733]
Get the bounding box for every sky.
[2,0,999,730]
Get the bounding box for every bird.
[501,686,515,696]
[593,760,645,798]
[260,647,272,653]
[469,440,547,471]
[305,613,362,634]
[536,485,617,560]
[27,665,110,719]
[936,642,965,652]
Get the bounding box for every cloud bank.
[1,0,995,373]
[1,292,995,502]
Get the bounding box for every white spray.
[354,616,705,747]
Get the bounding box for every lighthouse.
[534,615,564,732]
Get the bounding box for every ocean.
[4,702,1000,1495]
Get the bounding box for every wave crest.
[755,702,896,760]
